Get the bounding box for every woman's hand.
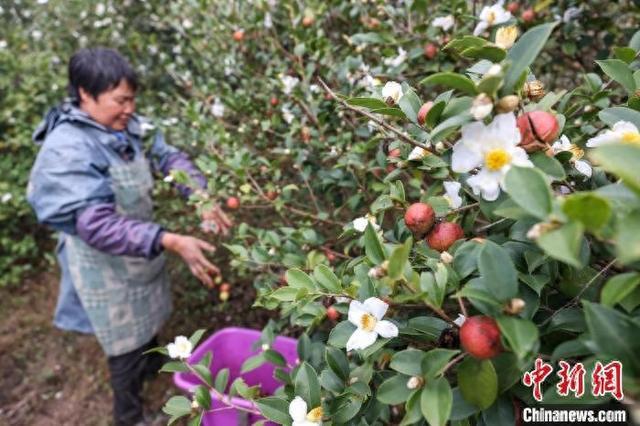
[161,232,220,287]
[200,203,233,236]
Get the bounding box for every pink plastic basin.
[173,327,298,426]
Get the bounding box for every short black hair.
[67,47,138,103]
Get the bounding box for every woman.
[27,47,231,425]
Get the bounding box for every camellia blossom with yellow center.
[451,113,533,201]
[586,120,640,147]
[289,396,323,426]
[167,336,193,360]
[346,297,398,351]
[473,2,511,36]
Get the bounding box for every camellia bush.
[3,0,640,424]
[150,2,640,426]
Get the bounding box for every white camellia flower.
[432,15,455,31]
[552,135,592,178]
[1,193,12,203]
[443,181,463,209]
[408,146,428,161]
[383,47,407,68]
[346,297,398,351]
[289,396,323,426]
[381,81,403,104]
[280,75,300,95]
[352,214,380,232]
[473,2,511,36]
[586,120,640,148]
[211,98,225,118]
[281,106,295,124]
[470,93,493,120]
[451,113,533,201]
[167,336,193,359]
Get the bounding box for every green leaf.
[444,35,487,53]
[264,349,286,367]
[377,374,414,404]
[596,59,637,95]
[214,368,229,393]
[617,211,640,264]
[159,361,189,373]
[590,143,640,194]
[529,152,566,180]
[601,273,640,308]
[285,269,315,291]
[502,23,557,94]
[614,46,637,64]
[420,72,478,96]
[255,397,291,425]
[364,222,386,264]
[326,346,350,381]
[328,320,356,348]
[504,167,552,220]
[420,377,452,426]
[478,241,518,302]
[192,364,213,387]
[421,349,460,378]
[313,264,341,292]
[462,45,506,63]
[295,362,321,408]
[583,301,640,373]
[562,193,612,231]
[496,316,539,360]
[536,222,584,268]
[390,348,426,376]
[398,89,423,124]
[429,113,473,143]
[162,396,192,418]
[457,357,498,410]
[241,352,266,373]
[193,385,211,410]
[189,329,206,348]
[332,395,363,423]
[426,101,446,128]
[347,97,388,109]
[371,107,406,118]
[598,106,640,129]
[270,287,299,302]
[388,237,412,280]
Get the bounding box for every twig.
[317,77,432,152]
[442,353,466,375]
[475,217,509,233]
[449,202,479,215]
[300,171,322,214]
[541,259,617,327]
[457,297,468,318]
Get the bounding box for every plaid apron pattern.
[65,157,171,356]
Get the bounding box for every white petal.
[574,160,592,178]
[460,118,489,149]
[467,170,501,201]
[352,217,368,232]
[451,141,483,173]
[490,113,521,146]
[586,130,619,147]
[346,328,379,351]
[167,343,179,359]
[363,297,389,320]
[444,181,463,209]
[347,300,368,326]
[509,147,533,167]
[289,397,308,422]
[374,320,399,338]
[612,121,639,134]
[473,21,489,36]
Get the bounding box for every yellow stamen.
[306,407,323,422]
[621,131,640,145]
[487,11,496,25]
[568,144,584,160]
[485,148,512,171]
[360,313,377,332]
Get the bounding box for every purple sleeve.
[163,151,207,198]
[76,203,165,259]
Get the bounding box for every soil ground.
[0,263,277,426]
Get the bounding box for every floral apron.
[64,156,171,356]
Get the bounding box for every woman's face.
[79,79,136,131]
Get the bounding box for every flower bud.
[503,298,526,315]
[496,95,520,113]
[440,251,454,264]
[470,93,494,120]
[523,80,545,101]
[526,222,557,240]
[261,343,270,351]
[406,376,425,390]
